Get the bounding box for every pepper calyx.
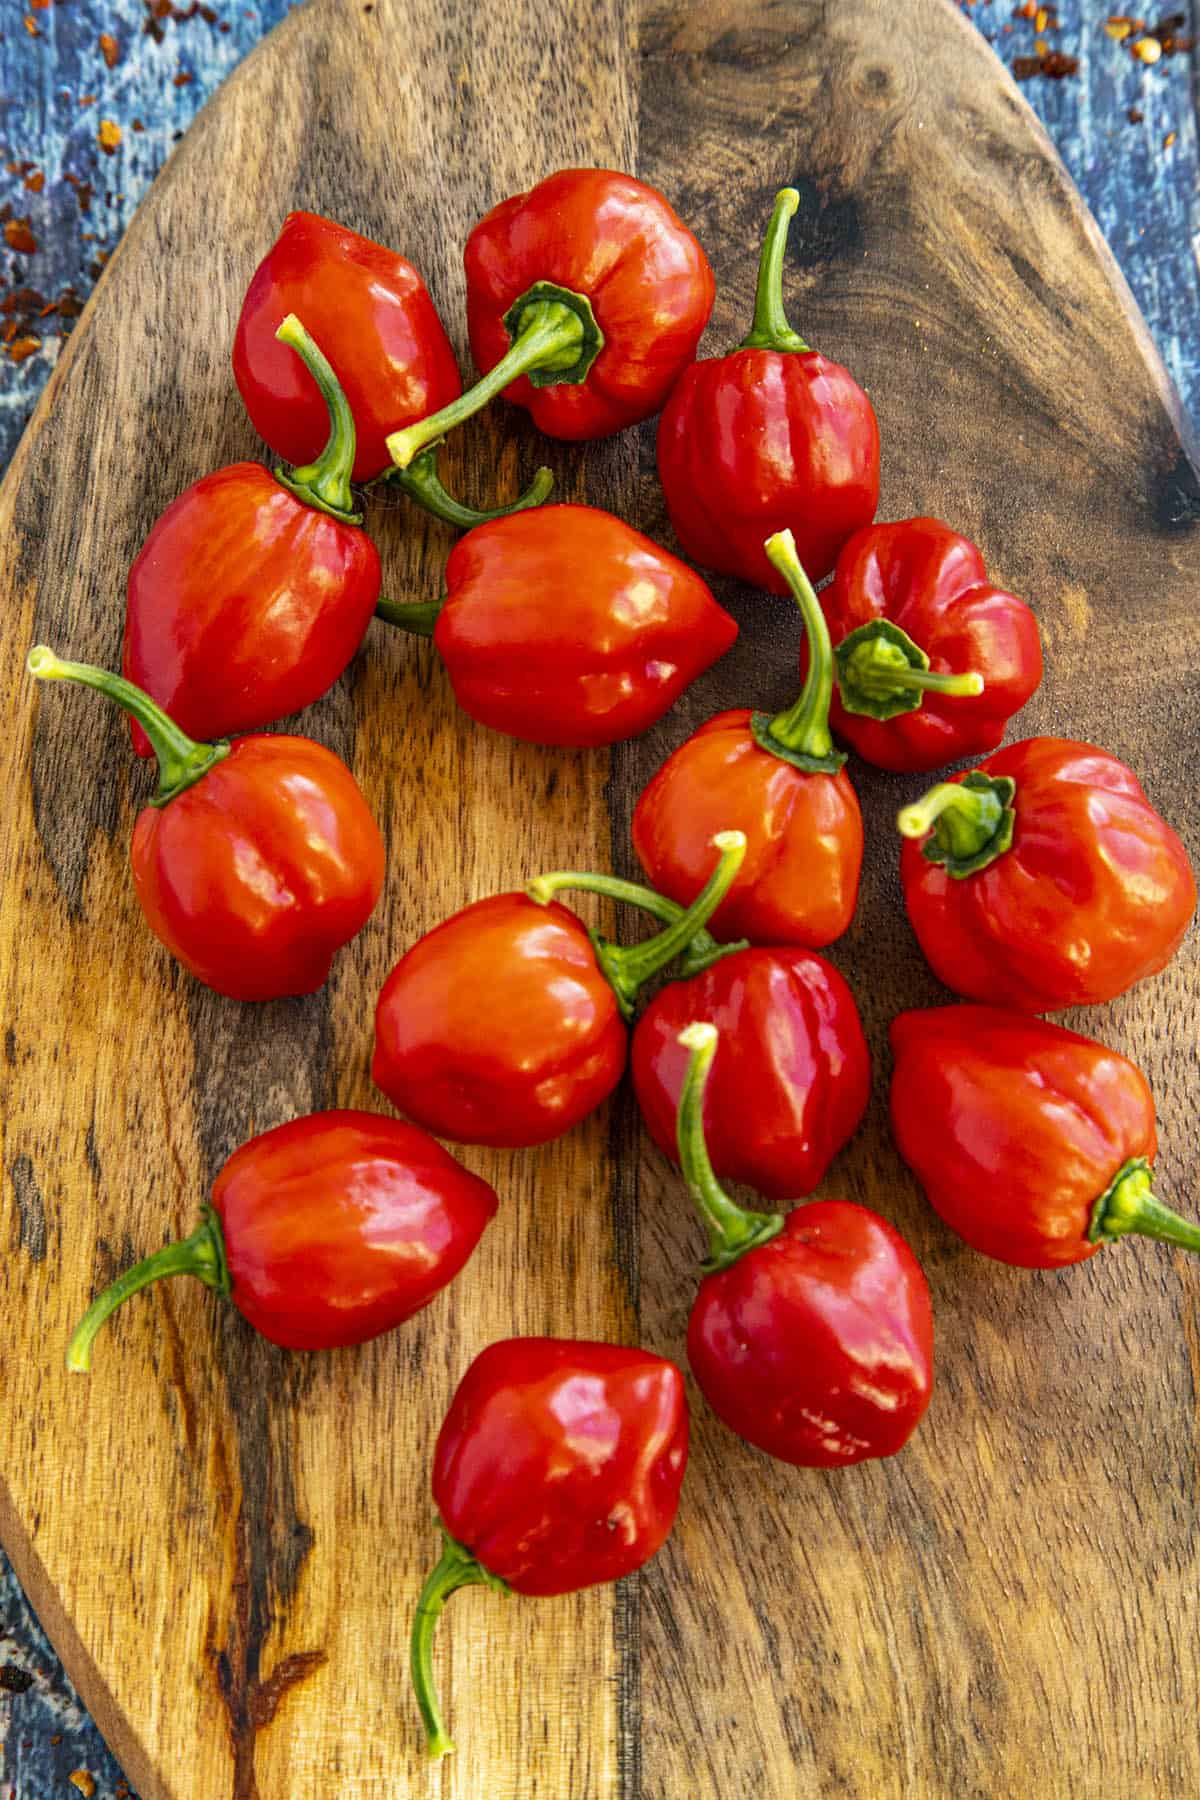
[835,619,986,721]
[1087,1157,1200,1253]
[501,282,604,388]
[898,771,1015,878]
[750,710,847,774]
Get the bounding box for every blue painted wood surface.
[0,2,1196,1792]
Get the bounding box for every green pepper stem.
[27,646,229,805]
[388,294,592,471]
[385,446,554,528]
[374,594,444,636]
[272,313,361,523]
[848,636,983,700]
[1089,1158,1200,1253]
[529,834,747,1020]
[899,779,1000,855]
[410,1529,509,1760]
[525,868,746,979]
[66,1205,230,1374]
[757,530,842,766]
[738,188,810,354]
[675,1024,785,1271]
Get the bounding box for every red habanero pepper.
[633,528,863,946]
[632,947,869,1201]
[378,505,737,746]
[124,316,382,754]
[66,1112,498,1367]
[817,517,1043,773]
[674,1024,933,1467]
[657,188,879,592]
[411,1337,688,1759]
[372,833,746,1147]
[889,1006,1200,1269]
[28,649,384,1001]
[387,169,714,489]
[233,209,552,523]
[897,737,1196,1011]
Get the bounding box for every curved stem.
[836,622,983,720]
[753,530,845,772]
[273,313,361,523]
[857,665,983,699]
[675,1024,784,1271]
[1089,1158,1200,1253]
[27,647,229,805]
[387,283,602,470]
[410,1529,509,1760]
[375,594,444,636]
[897,771,1016,877]
[595,833,746,1018]
[66,1205,230,1374]
[385,446,554,528]
[525,867,745,975]
[738,188,809,354]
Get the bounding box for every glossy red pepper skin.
[689,1203,933,1467]
[373,894,626,1147]
[633,708,863,945]
[899,737,1197,1011]
[214,1112,498,1347]
[233,210,461,483]
[657,189,879,592]
[888,1007,1161,1269]
[818,517,1043,772]
[417,505,737,747]
[632,948,869,1200]
[671,1023,932,1469]
[132,735,385,1001]
[66,1111,498,1370]
[123,462,381,754]
[433,1339,689,1595]
[373,837,747,1148]
[464,169,714,440]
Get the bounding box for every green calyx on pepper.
[1088,1157,1200,1253]
[676,1023,785,1272]
[751,528,847,774]
[835,618,985,722]
[386,281,604,473]
[271,313,363,525]
[26,647,230,806]
[527,832,749,1020]
[897,771,1016,878]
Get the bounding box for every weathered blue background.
[1,2,1197,1793]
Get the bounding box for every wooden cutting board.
[2,1,1198,1795]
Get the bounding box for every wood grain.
[1,0,1198,1796]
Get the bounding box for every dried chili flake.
[1017,0,1037,14]
[1106,13,1134,34]
[100,31,120,66]
[7,335,41,363]
[1034,5,1049,25]
[23,170,43,193]
[1129,104,1145,119]
[1034,33,1049,49]
[132,117,145,130]
[79,94,96,106]
[67,1775,96,1800]
[97,119,122,153]
[64,172,94,214]
[173,69,194,84]
[57,287,82,318]
[1163,128,1177,147]
[1040,47,1079,73]
[4,219,37,254]
[23,15,41,35]
[1132,33,1162,57]
[0,1667,33,1693]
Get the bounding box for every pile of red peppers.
[24,166,1197,1762]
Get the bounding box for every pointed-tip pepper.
[372,832,746,1147]
[817,516,1044,772]
[632,528,863,946]
[631,946,869,1200]
[28,648,385,1001]
[657,187,880,592]
[125,314,382,754]
[897,736,1196,1011]
[675,1023,933,1467]
[386,168,714,496]
[889,1005,1200,1269]
[377,504,737,747]
[411,1336,688,1759]
[66,1110,498,1367]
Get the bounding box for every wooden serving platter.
[2,1,1198,1795]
